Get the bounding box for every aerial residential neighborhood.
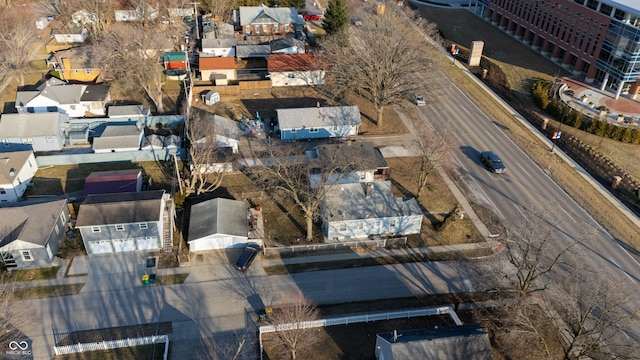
[1,0,640,359]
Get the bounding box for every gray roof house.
[0,150,38,202]
[306,141,389,188]
[277,105,361,141]
[238,4,305,39]
[79,84,111,116]
[375,325,494,360]
[75,190,170,254]
[108,105,151,118]
[269,38,306,54]
[0,199,70,270]
[201,38,237,57]
[0,112,67,152]
[322,181,422,240]
[187,198,250,251]
[235,44,271,59]
[92,125,143,153]
[15,82,109,117]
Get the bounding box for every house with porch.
[0,151,38,202]
[322,181,422,241]
[75,191,173,254]
[199,56,237,85]
[0,112,67,152]
[0,199,70,270]
[277,105,361,140]
[306,141,388,188]
[47,47,103,82]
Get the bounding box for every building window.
[288,73,296,79]
[46,136,53,143]
[21,138,33,145]
[309,128,319,133]
[0,190,6,195]
[60,212,66,223]
[91,226,101,233]
[262,24,268,33]
[116,224,125,231]
[390,219,397,227]
[284,24,289,32]
[21,250,33,261]
[339,223,347,232]
[290,128,297,133]
[85,69,92,74]
[613,9,625,20]
[139,223,148,229]
[2,139,9,147]
[55,224,60,235]
[358,222,364,230]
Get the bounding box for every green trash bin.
[259,314,266,321]
[142,274,149,285]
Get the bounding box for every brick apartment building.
[470,0,640,99]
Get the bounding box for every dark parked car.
[480,151,506,173]
[235,243,261,271]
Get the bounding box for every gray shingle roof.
[377,325,494,360]
[324,181,422,221]
[76,191,165,227]
[277,105,361,130]
[0,151,34,184]
[201,38,236,49]
[80,84,110,102]
[235,44,271,59]
[188,198,248,241]
[213,115,240,140]
[92,125,142,151]
[239,4,305,26]
[308,141,388,172]
[108,105,150,118]
[0,199,67,247]
[0,112,65,137]
[38,84,86,104]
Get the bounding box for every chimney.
[317,101,320,108]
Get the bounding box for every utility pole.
[550,108,570,153]
[191,2,200,41]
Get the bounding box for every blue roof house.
[277,105,361,141]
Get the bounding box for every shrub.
[587,118,600,134]
[531,80,550,109]
[632,129,640,144]
[622,126,634,143]
[595,119,609,137]
[608,124,624,140]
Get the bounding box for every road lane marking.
[609,257,637,284]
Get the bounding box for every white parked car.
[414,94,426,106]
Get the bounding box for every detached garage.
[187,198,249,252]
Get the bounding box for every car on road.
[480,151,506,173]
[414,94,426,106]
[235,243,261,271]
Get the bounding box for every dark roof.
[308,141,388,172]
[86,169,141,182]
[76,191,164,226]
[0,199,67,248]
[377,325,493,360]
[80,84,110,102]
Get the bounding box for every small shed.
[187,198,250,251]
[201,91,220,106]
[84,169,143,196]
[35,17,49,29]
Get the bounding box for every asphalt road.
[416,69,640,345]
[13,261,474,359]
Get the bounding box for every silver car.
[414,94,426,106]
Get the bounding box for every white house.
[0,112,67,152]
[0,199,70,270]
[51,27,88,43]
[92,125,143,153]
[201,38,236,57]
[269,38,306,54]
[277,105,361,141]
[187,198,253,251]
[0,151,38,202]
[267,53,324,87]
[75,191,171,254]
[306,141,389,188]
[15,81,110,117]
[322,181,423,241]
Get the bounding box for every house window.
[290,128,297,133]
[284,24,290,32]
[115,224,125,231]
[46,136,53,143]
[60,212,66,223]
[2,139,9,147]
[74,69,80,74]
[0,190,5,195]
[21,250,33,261]
[255,26,260,34]
[288,73,296,79]
[91,226,101,233]
[262,24,268,33]
[70,105,76,110]
[309,128,319,133]
[339,224,347,232]
[358,222,364,230]
[139,223,148,230]
[390,219,397,227]
[85,69,92,74]
[360,174,366,180]
[55,224,60,235]
[21,138,33,144]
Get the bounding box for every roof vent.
[9,168,15,177]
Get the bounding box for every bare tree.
[499,209,575,298]
[95,23,168,113]
[320,1,433,125]
[411,116,449,199]
[71,0,116,38]
[0,7,38,86]
[178,109,230,197]
[548,273,638,360]
[35,0,74,27]
[247,140,361,240]
[264,294,321,360]
[198,328,255,360]
[209,0,237,22]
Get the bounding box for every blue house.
[277,105,361,141]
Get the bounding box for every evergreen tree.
[322,0,349,35]
[622,126,633,143]
[632,129,640,144]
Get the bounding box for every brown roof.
[199,57,236,70]
[268,53,323,72]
